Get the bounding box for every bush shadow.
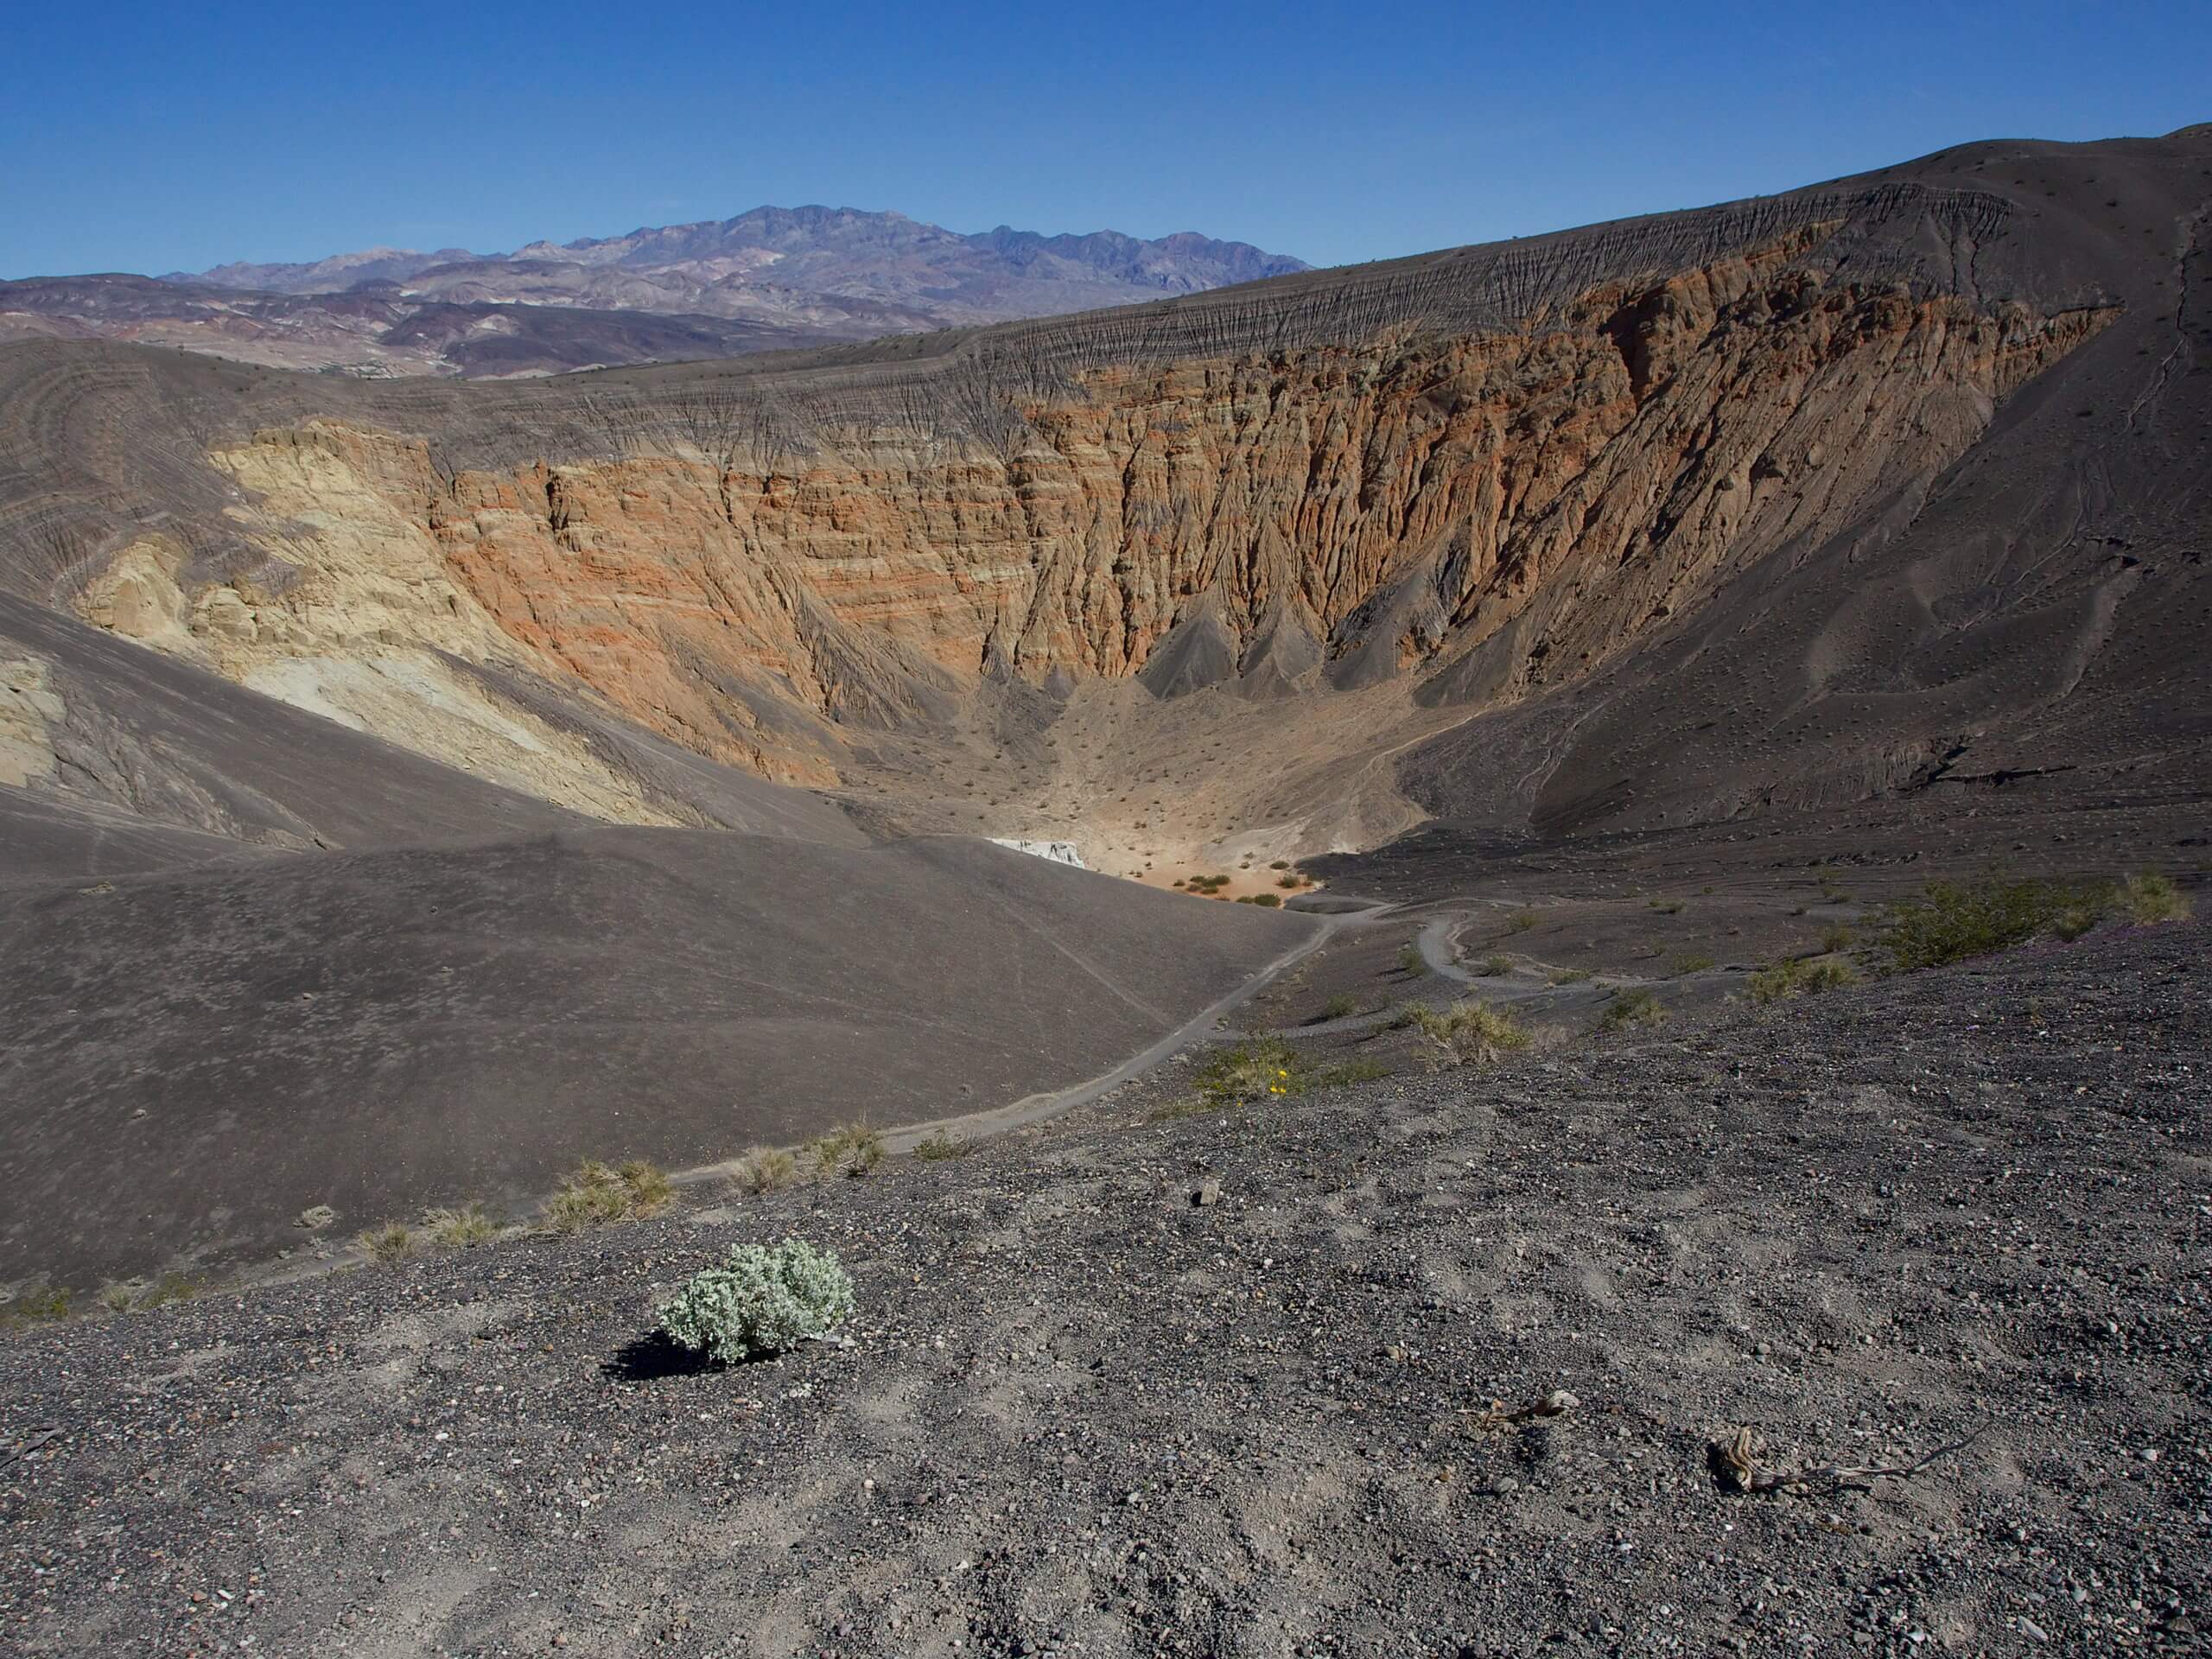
[601,1331,719,1383]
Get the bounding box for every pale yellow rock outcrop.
[69,444,684,826]
[0,654,63,787]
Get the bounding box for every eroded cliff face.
[67,232,2110,830]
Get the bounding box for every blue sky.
[3,0,2206,279]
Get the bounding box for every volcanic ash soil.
[2,923,2206,1656]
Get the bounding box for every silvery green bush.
[656,1238,855,1363]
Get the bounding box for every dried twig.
[1467,1389,1579,1431]
[1802,1416,1997,1491]
[1711,1416,1995,1496]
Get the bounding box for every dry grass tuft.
[732,1147,798,1193]
[1599,988,1669,1031]
[808,1125,886,1179]
[424,1202,501,1249]
[2116,872,2190,925]
[1410,1000,1533,1065]
[1748,955,1859,1004]
[543,1159,675,1232]
[358,1222,417,1263]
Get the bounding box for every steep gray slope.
[0,831,1311,1288]
[1395,130,2212,838]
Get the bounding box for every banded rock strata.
[4,129,2204,862]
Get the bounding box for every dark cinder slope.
[1,923,2201,1655]
[1392,127,2212,842]
[0,831,1312,1288]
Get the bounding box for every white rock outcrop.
[988,838,1088,870]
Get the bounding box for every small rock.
[1492,1477,1520,1495]
[1192,1179,1222,1208]
[1543,1389,1580,1414]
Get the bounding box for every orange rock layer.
[207,238,2111,787]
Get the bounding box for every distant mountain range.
[0,207,1307,378]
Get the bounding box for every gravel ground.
[3,922,2205,1657]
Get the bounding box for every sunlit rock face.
[12,129,2202,856]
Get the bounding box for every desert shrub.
[99,1281,141,1313]
[912,1130,976,1161]
[1673,952,1716,974]
[1410,1000,1532,1065]
[733,1147,798,1193]
[620,1160,675,1213]
[1879,875,2113,972]
[1157,1037,1386,1118]
[1276,873,1300,889]
[808,1125,886,1179]
[1270,860,1289,869]
[1801,957,1858,995]
[1747,955,1859,1004]
[657,1239,855,1364]
[1548,966,1591,986]
[358,1222,416,1262]
[1508,911,1538,933]
[1319,994,1359,1020]
[425,1202,500,1249]
[1190,1037,1303,1108]
[1599,988,1668,1031]
[1476,953,1514,977]
[1251,893,1282,908]
[1820,924,1854,953]
[1649,898,1684,915]
[543,1163,631,1230]
[543,1159,674,1231]
[1397,944,1424,974]
[2116,872,2191,925]
[2,1287,73,1327]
